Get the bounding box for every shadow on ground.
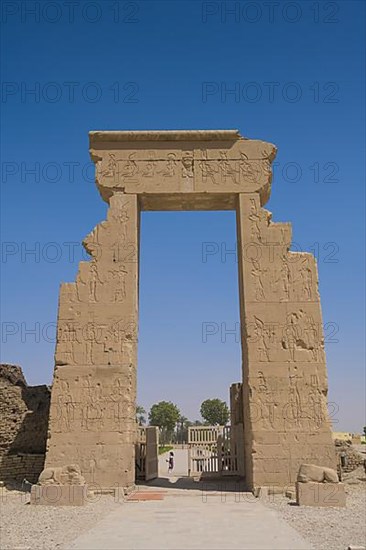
[137,475,248,493]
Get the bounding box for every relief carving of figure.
[248,199,262,242]
[253,317,270,362]
[282,312,302,362]
[121,153,138,180]
[304,314,324,362]
[111,264,127,302]
[55,387,75,432]
[101,153,117,178]
[159,153,177,177]
[307,387,324,428]
[278,256,290,301]
[199,149,218,185]
[89,263,103,303]
[239,152,261,184]
[299,258,313,300]
[142,152,157,177]
[287,373,302,427]
[182,151,194,178]
[58,323,78,364]
[255,370,275,429]
[250,259,266,301]
[219,151,237,184]
[85,323,99,365]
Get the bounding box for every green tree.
[200,398,230,426]
[136,405,146,425]
[176,415,190,444]
[148,401,180,443]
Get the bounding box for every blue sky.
[1,0,365,430]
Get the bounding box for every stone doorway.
[44,130,337,491]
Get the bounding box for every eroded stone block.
[30,484,88,506]
[296,481,346,507]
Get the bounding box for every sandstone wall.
[0,364,50,483]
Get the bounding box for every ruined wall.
[0,364,50,483]
[236,194,337,488]
[45,194,138,489]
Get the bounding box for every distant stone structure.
[0,364,50,483]
[44,129,337,491]
[334,439,365,473]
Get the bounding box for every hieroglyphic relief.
[200,149,218,185]
[247,309,325,364]
[141,151,157,177]
[182,151,194,178]
[94,138,275,195]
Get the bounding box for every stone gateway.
[44,130,337,490]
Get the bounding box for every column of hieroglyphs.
[45,192,139,489]
[236,190,337,489]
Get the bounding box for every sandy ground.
[265,467,366,550]
[0,488,120,550]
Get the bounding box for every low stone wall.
[0,453,45,484]
[334,440,365,473]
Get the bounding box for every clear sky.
[1,0,365,431]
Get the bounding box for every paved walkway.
[69,492,311,550]
[69,451,312,550]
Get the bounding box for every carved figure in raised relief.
[258,371,267,392]
[56,387,75,432]
[250,259,266,301]
[248,199,262,242]
[299,258,313,300]
[182,151,194,178]
[282,312,301,362]
[121,153,138,180]
[89,263,103,303]
[111,265,127,302]
[200,149,218,185]
[256,371,275,429]
[142,152,157,177]
[288,373,302,427]
[85,323,98,365]
[278,256,290,301]
[239,152,261,184]
[159,153,177,177]
[254,317,270,362]
[104,323,123,365]
[304,314,324,362]
[219,151,237,184]
[307,387,324,428]
[102,153,117,178]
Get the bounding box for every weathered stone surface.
[38,464,85,485]
[0,364,50,483]
[236,191,337,488]
[0,364,50,456]
[296,481,346,507]
[30,484,88,506]
[90,130,276,205]
[44,129,336,491]
[297,463,339,483]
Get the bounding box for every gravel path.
[0,490,120,550]
[265,479,366,550]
